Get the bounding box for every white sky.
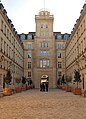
[1,0,85,34]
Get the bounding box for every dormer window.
[21,34,25,40]
[27,35,32,40]
[63,34,69,40]
[57,35,62,40]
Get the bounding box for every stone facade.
[65,4,86,89]
[21,10,70,88]
[0,3,24,91]
[0,2,86,90]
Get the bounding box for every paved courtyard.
[0,89,86,119]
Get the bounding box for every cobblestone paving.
[0,89,86,119]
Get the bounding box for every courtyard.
[0,89,86,119]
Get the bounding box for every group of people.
[40,82,48,92]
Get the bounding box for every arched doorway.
[40,75,49,91]
[41,75,49,83]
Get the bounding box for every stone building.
[0,3,24,91]
[0,2,86,90]
[21,10,70,88]
[65,4,86,89]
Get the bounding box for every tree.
[15,78,21,87]
[65,76,72,85]
[61,74,65,85]
[74,70,81,88]
[5,69,12,86]
[22,76,26,85]
[29,79,33,85]
[57,78,61,85]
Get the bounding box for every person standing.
[45,82,48,92]
[40,83,42,91]
[43,83,45,91]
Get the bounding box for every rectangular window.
[40,60,42,68]
[46,32,48,36]
[83,20,85,30]
[40,42,48,48]
[43,51,48,56]
[28,72,31,77]
[58,62,62,68]
[40,60,49,68]
[28,44,32,49]
[4,25,6,35]
[28,62,31,69]
[40,43,42,48]
[10,33,11,41]
[57,53,61,58]
[28,53,32,58]
[41,32,45,36]
[4,41,6,53]
[40,51,48,56]
[7,44,8,56]
[7,29,9,39]
[0,38,3,51]
[1,20,3,32]
[44,42,48,48]
[56,44,63,49]
[40,51,43,56]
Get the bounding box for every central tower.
[35,10,54,38]
[33,10,57,88]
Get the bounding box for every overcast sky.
[1,0,85,34]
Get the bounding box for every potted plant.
[57,78,61,89]
[22,76,26,91]
[15,78,22,93]
[29,79,34,89]
[73,70,82,95]
[61,75,66,90]
[65,76,72,92]
[3,69,12,96]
